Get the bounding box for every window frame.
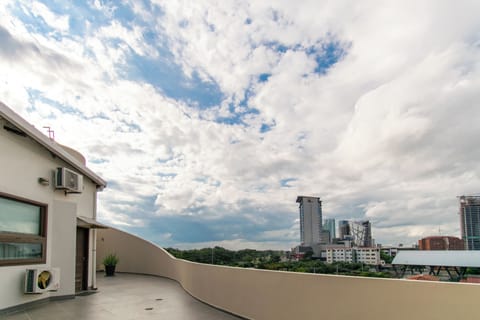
[0,192,48,266]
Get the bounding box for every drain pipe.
[92,188,98,290]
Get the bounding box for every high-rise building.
[459,196,480,250]
[350,220,373,247]
[418,236,464,250]
[338,220,350,240]
[296,196,322,246]
[323,218,336,243]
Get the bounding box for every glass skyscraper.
[459,195,480,250]
[338,220,350,240]
[323,218,336,243]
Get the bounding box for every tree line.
[165,246,391,278]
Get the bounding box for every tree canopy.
[165,247,391,278]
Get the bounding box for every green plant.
[103,253,119,266]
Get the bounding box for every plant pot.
[105,265,116,276]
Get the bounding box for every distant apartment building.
[323,218,336,243]
[380,246,400,258]
[418,236,464,250]
[325,245,353,263]
[459,195,480,250]
[297,196,322,246]
[325,246,381,265]
[354,247,381,265]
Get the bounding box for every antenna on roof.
[43,126,55,140]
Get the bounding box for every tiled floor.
[1,273,242,320]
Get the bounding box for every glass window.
[0,197,41,235]
[0,193,47,266]
[0,243,42,260]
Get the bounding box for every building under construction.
[350,220,373,247]
[459,195,480,250]
[337,219,373,247]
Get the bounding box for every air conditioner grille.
[55,167,83,193]
[65,170,78,190]
[25,270,35,292]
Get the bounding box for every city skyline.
[1,1,480,249]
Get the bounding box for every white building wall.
[0,118,99,310]
[325,247,380,265]
[51,201,77,296]
[355,248,380,265]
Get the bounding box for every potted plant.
[103,253,119,276]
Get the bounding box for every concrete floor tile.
[2,273,242,320]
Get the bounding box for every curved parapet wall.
[59,144,86,165]
[96,228,178,279]
[97,227,480,320]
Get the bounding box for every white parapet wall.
[97,227,480,320]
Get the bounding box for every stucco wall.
[96,228,178,280]
[51,201,77,296]
[97,227,480,320]
[0,120,99,310]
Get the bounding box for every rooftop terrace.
[93,228,480,320]
[2,273,241,320]
[3,226,480,319]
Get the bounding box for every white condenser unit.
[24,268,60,294]
[55,167,83,193]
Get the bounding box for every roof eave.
[0,101,107,189]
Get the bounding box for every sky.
[1,1,480,250]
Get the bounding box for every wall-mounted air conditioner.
[55,167,83,193]
[24,268,60,294]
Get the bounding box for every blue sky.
[2,0,480,249]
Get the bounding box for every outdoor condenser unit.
[55,167,83,193]
[24,268,60,294]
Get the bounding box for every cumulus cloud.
[1,0,480,249]
[30,1,70,32]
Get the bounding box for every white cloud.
[96,20,158,58]
[30,1,70,32]
[2,1,480,249]
[88,0,116,18]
